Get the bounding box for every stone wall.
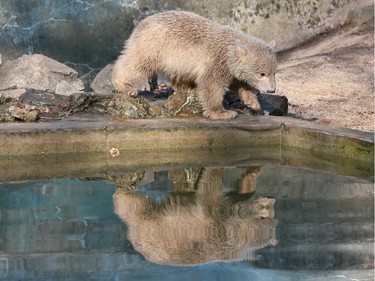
[0,0,372,76]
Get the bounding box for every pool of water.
[0,163,373,280]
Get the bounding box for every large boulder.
[0,54,84,96]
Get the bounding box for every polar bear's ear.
[269,40,277,49]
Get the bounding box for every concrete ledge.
[0,115,283,155]
[0,115,372,156]
[0,115,373,182]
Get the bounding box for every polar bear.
[112,11,277,119]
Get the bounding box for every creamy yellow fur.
[112,11,277,120]
[113,167,278,265]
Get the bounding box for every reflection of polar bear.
[113,167,278,265]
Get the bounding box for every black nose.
[267,89,276,93]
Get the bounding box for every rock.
[224,91,288,116]
[0,105,13,122]
[69,92,115,114]
[20,89,70,106]
[0,89,80,122]
[90,64,114,94]
[106,172,145,187]
[0,54,84,96]
[69,88,287,119]
[258,94,288,116]
[70,92,152,119]
[163,92,203,117]
[0,88,27,100]
[55,80,82,96]
[113,93,150,119]
[8,105,39,122]
[0,0,371,78]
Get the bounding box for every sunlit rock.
[0,54,84,96]
[90,63,114,95]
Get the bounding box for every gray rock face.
[90,64,114,95]
[0,54,84,96]
[0,0,372,79]
[0,1,136,71]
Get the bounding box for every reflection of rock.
[0,54,84,96]
[113,167,278,266]
[107,171,145,191]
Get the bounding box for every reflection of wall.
[0,179,125,254]
[0,165,373,279]
[0,0,372,75]
[250,165,375,270]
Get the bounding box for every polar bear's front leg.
[230,81,261,112]
[198,79,238,120]
[238,88,261,112]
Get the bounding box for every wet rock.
[258,94,288,116]
[0,54,84,96]
[224,91,288,116]
[90,64,114,95]
[70,88,288,119]
[107,172,145,188]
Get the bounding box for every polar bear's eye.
[260,72,266,77]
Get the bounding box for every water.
[0,164,373,280]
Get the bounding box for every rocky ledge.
[0,54,287,122]
[0,19,373,132]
